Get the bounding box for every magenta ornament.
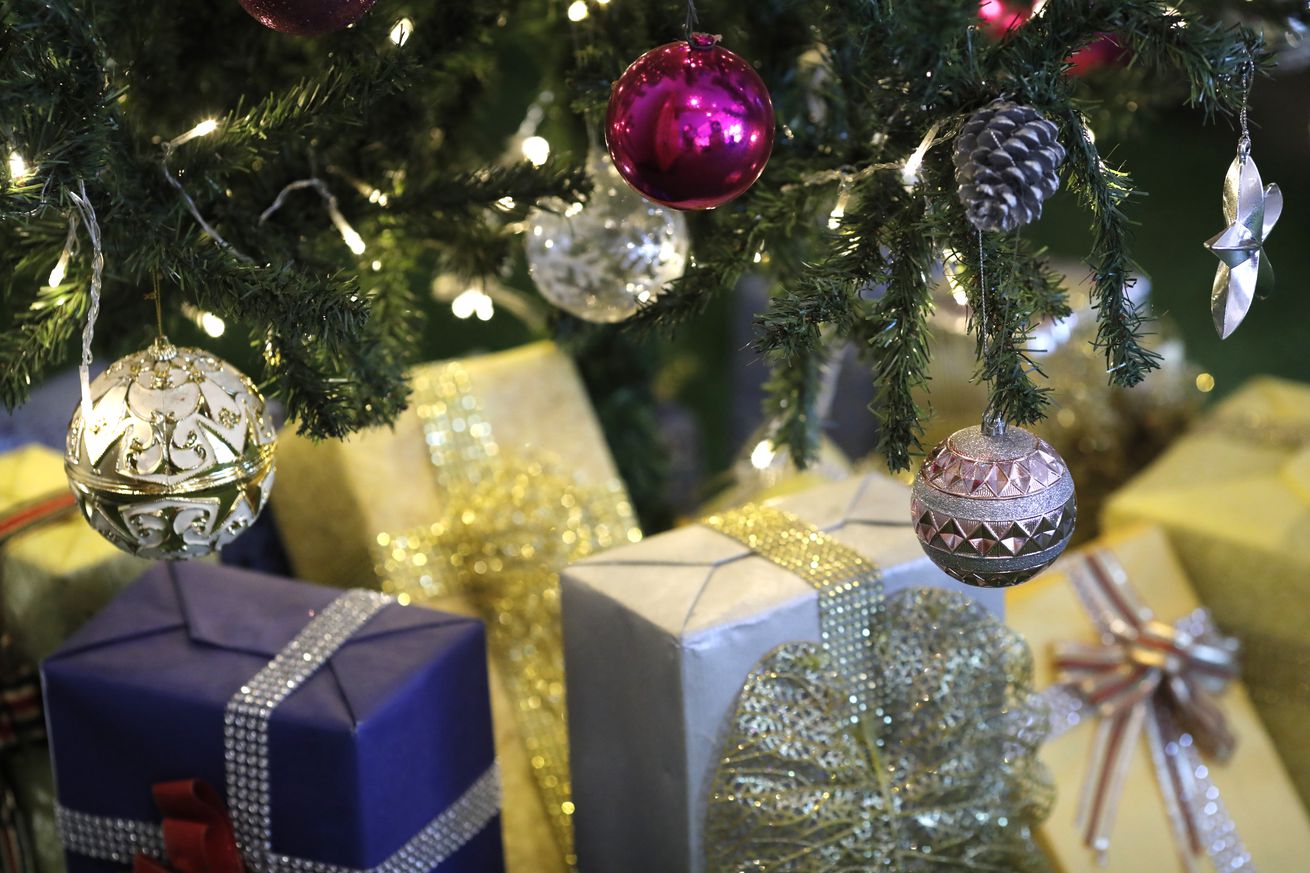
[606,33,776,211]
[237,0,377,36]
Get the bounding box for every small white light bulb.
[390,17,414,46]
[521,135,551,167]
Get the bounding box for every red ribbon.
[132,781,245,873]
[1053,549,1240,871]
[0,490,77,546]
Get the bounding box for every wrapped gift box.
[1,444,149,663]
[1010,525,1310,872]
[272,341,623,589]
[42,562,502,873]
[274,342,634,873]
[1102,377,1310,802]
[560,472,1002,873]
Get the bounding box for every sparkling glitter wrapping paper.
[707,588,1053,872]
[1011,525,1310,872]
[560,473,1002,873]
[1102,377,1310,804]
[0,444,148,663]
[273,342,636,873]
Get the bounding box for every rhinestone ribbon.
[1041,549,1250,872]
[372,361,639,870]
[55,589,500,873]
[702,504,882,718]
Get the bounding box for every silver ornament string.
[977,227,1004,433]
[260,178,366,256]
[1238,60,1252,163]
[684,0,699,38]
[66,181,102,423]
[161,120,255,265]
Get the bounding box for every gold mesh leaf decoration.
[706,588,1054,873]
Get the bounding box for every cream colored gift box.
[560,472,1002,873]
[273,341,629,873]
[273,341,621,588]
[0,444,149,662]
[1010,525,1310,872]
[1103,377,1310,803]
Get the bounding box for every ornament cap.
[147,335,177,362]
[688,32,722,50]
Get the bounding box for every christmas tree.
[0,0,1303,524]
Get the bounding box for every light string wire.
[66,180,103,422]
[781,121,943,193]
[259,177,366,256]
[161,121,255,265]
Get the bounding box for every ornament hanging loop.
[981,413,1006,437]
[1237,59,1253,164]
[684,0,699,39]
[148,273,165,338]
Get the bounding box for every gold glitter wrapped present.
[1103,377,1310,804]
[1011,526,1310,872]
[272,342,638,873]
[0,444,148,663]
[560,473,1002,873]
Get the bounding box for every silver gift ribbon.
[55,589,500,873]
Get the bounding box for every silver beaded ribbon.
[1041,550,1251,872]
[56,589,500,873]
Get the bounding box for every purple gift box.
[41,562,503,873]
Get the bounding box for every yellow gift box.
[1103,377,1310,803]
[273,341,637,873]
[0,444,149,662]
[1010,525,1310,872]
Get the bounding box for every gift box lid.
[568,471,998,640]
[42,562,497,871]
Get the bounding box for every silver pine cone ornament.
[954,101,1066,233]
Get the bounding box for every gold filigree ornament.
[372,361,639,869]
[64,337,276,560]
[706,587,1054,873]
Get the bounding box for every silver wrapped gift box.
[560,472,1004,873]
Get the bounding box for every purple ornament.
[237,0,378,36]
[606,33,775,211]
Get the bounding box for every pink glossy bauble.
[237,0,377,36]
[606,33,775,211]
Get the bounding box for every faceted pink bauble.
[911,423,1076,588]
[606,34,775,211]
[237,0,377,36]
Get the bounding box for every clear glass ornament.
[526,150,689,323]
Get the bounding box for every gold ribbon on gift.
[702,506,1053,873]
[371,362,640,870]
[1046,549,1250,872]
